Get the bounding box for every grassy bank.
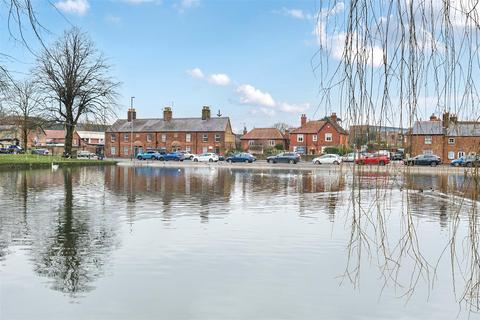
[0,154,117,170]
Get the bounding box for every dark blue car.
[226,153,256,163]
[160,152,185,161]
[450,156,466,167]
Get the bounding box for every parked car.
[161,152,185,161]
[355,154,390,165]
[192,153,219,162]
[2,145,24,154]
[450,156,466,167]
[312,154,342,165]
[391,151,405,161]
[266,152,301,164]
[404,154,441,166]
[226,153,256,163]
[182,151,195,160]
[342,152,356,162]
[32,149,49,155]
[463,155,480,167]
[137,150,163,160]
[77,150,98,159]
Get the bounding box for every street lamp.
[130,96,135,161]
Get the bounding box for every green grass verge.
[0,154,117,170]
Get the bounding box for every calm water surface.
[1,166,479,319]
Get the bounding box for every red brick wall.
[105,131,235,158]
[289,125,348,154]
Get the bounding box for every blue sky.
[1,0,333,132]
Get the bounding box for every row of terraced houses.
[103,105,480,160]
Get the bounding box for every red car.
[355,154,390,166]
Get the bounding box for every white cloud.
[208,73,231,86]
[122,0,161,4]
[279,102,310,113]
[187,67,204,79]
[280,8,312,20]
[237,84,276,108]
[178,0,200,10]
[55,0,90,15]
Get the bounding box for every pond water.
[1,166,479,319]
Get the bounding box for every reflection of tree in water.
[344,169,480,312]
[32,169,116,296]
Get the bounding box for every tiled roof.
[412,121,443,135]
[290,120,326,134]
[240,128,285,140]
[106,117,230,133]
[447,122,480,136]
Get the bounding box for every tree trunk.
[65,124,74,157]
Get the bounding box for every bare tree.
[36,28,119,156]
[7,79,45,149]
[273,122,290,133]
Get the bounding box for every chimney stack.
[202,106,211,120]
[127,108,136,122]
[163,107,172,121]
[442,112,450,128]
[430,114,438,121]
[330,112,338,122]
[450,114,458,124]
[301,114,307,126]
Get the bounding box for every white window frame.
[111,134,116,142]
[423,149,433,155]
[458,151,465,158]
[202,146,208,153]
[448,151,455,160]
[215,134,221,143]
[203,134,208,143]
[448,137,455,144]
[185,146,191,152]
[325,133,333,142]
[186,133,191,143]
[123,146,129,156]
[161,134,166,142]
[312,135,318,142]
[146,134,152,142]
[124,133,129,142]
[269,140,275,146]
[111,147,116,156]
[297,134,304,142]
[424,135,432,145]
[249,140,255,146]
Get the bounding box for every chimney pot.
[163,107,172,121]
[127,108,136,122]
[202,106,211,120]
[330,112,338,122]
[301,114,307,126]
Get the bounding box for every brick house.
[289,113,348,155]
[76,131,105,154]
[240,127,288,154]
[410,112,480,160]
[349,125,407,150]
[105,106,236,158]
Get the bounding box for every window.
[202,146,208,153]
[174,133,178,138]
[111,134,116,142]
[111,147,116,155]
[186,133,191,143]
[424,136,432,144]
[215,134,221,142]
[448,137,455,144]
[249,140,255,146]
[325,133,333,142]
[186,146,191,152]
[269,140,275,146]
[146,134,152,142]
[203,134,208,142]
[312,135,318,142]
[297,134,304,142]
[124,146,129,156]
[423,149,433,155]
[458,151,465,158]
[124,133,129,142]
[161,134,166,142]
[448,151,455,160]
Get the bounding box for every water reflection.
[0,166,480,319]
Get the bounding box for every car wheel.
[159,157,164,161]
[314,160,320,165]
[467,162,473,167]
[190,156,194,160]
[379,161,385,166]
[430,162,437,167]
[227,159,233,163]
[194,158,198,162]
[454,162,459,167]
[137,156,143,160]
[245,160,249,163]
[333,161,339,165]
[209,158,213,162]
[267,159,271,163]
[289,159,295,164]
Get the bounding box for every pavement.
[112,158,477,175]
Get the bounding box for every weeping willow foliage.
[316,0,480,312]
